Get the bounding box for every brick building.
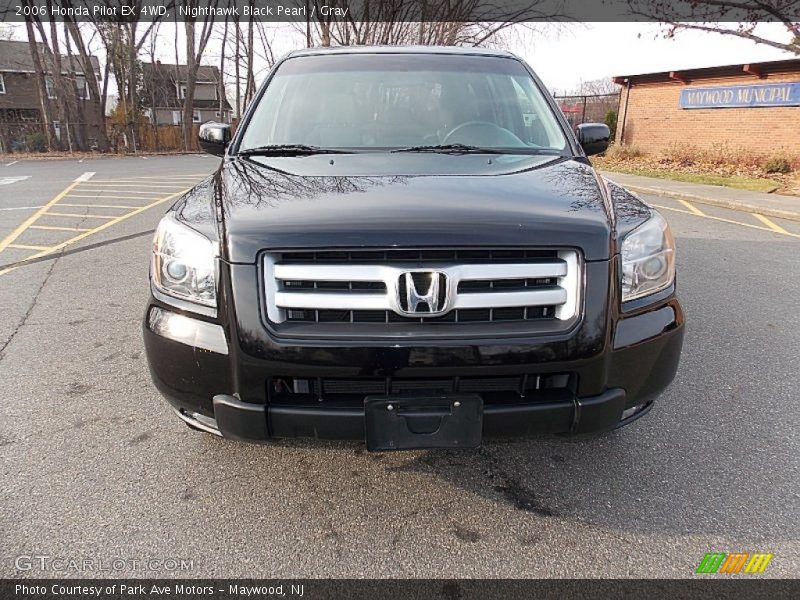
[612,59,800,157]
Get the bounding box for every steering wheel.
[442,120,525,147]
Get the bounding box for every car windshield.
[238,53,568,153]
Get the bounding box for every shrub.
[763,156,792,174]
[697,142,761,169]
[662,142,698,166]
[604,143,642,161]
[604,109,617,139]
[26,132,46,153]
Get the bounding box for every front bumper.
[143,292,684,445]
[174,387,629,443]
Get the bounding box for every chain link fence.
[553,92,620,131]
[0,119,204,154]
[0,118,106,154]
[0,119,53,153]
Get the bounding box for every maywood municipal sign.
[679,82,800,109]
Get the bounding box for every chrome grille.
[263,248,581,329]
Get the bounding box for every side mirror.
[198,122,231,156]
[576,123,610,156]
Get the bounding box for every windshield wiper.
[391,143,506,155]
[238,144,349,157]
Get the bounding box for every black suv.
[143,47,684,450]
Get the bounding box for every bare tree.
[233,11,242,117]
[20,0,98,151]
[183,1,219,149]
[568,78,620,96]
[61,19,109,150]
[244,9,256,106]
[227,6,262,118]
[58,20,78,151]
[0,24,15,41]
[627,0,800,55]
[254,22,278,68]
[145,22,162,149]
[44,7,73,150]
[22,8,56,150]
[93,1,165,152]
[219,9,229,122]
[26,0,115,151]
[220,18,280,120]
[297,0,566,47]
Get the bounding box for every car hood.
[216,153,617,262]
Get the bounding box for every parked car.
[143,46,684,451]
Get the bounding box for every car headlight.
[621,211,675,302]
[152,215,217,307]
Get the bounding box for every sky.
[3,21,795,98]
[516,22,793,93]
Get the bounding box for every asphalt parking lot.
[1,155,798,578]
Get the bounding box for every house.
[140,61,233,126]
[0,39,102,151]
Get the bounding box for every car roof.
[286,45,519,60]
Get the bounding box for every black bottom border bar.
[2,579,799,600]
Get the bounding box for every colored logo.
[696,552,773,574]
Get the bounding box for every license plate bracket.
[364,394,483,452]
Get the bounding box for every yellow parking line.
[45,212,118,219]
[753,213,790,234]
[0,188,190,276]
[59,203,141,210]
[30,225,93,232]
[89,179,203,184]
[123,174,208,179]
[72,189,170,196]
[676,198,705,216]
[0,180,79,253]
[8,243,52,251]
[76,183,192,189]
[65,195,153,201]
[652,204,800,239]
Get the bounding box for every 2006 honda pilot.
[143,46,684,451]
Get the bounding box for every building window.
[76,75,90,100]
[177,83,187,100]
[0,74,5,94]
[45,76,56,99]
[173,111,201,124]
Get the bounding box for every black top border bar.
[0,0,798,23]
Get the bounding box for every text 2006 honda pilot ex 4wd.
[143,46,684,451]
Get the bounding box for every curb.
[622,184,800,224]
[0,151,204,162]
